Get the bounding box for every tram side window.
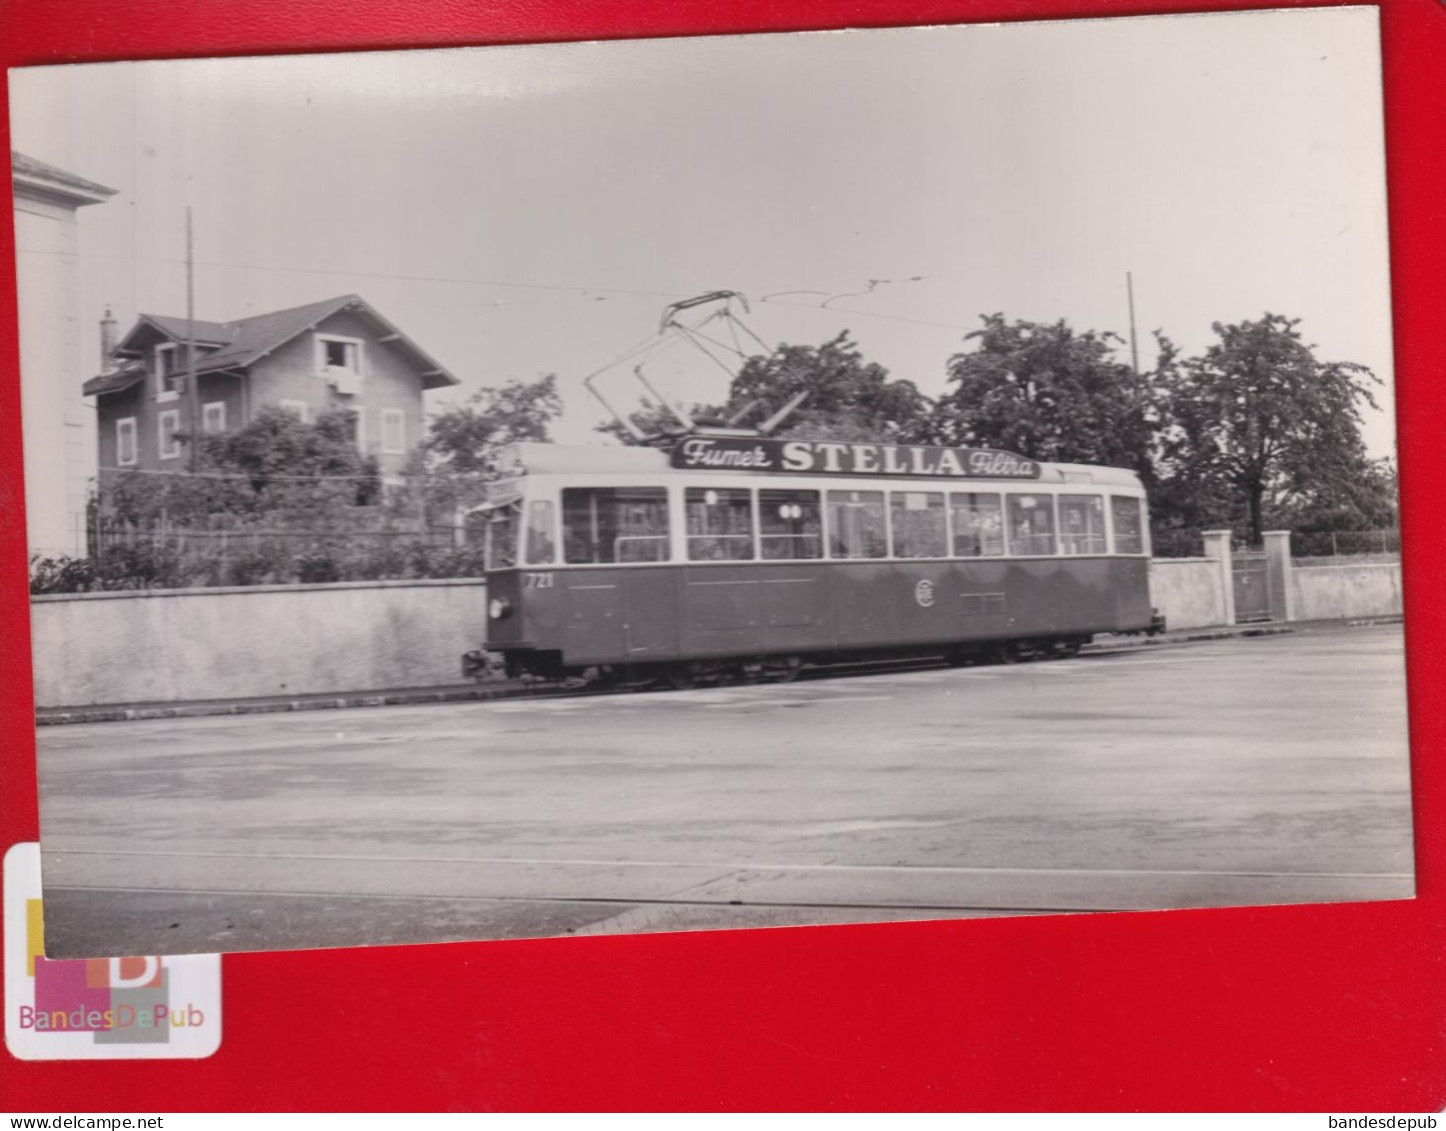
[686,487,755,561]
[826,490,888,559]
[525,499,556,565]
[890,491,947,559]
[950,492,1004,558]
[1058,495,1107,555]
[1007,494,1057,556]
[1111,495,1146,555]
[562,487,670,564]
[760,488,822,560]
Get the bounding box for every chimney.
[99,306,118,372]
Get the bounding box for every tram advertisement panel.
[670,436,1042,480]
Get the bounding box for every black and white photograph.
[11,6,1411,959]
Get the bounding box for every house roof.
[82,362,146,397]
[100,294,461,392]
[12,151,117,207]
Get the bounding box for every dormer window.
[154,343,182,401]
[316,334,364,396]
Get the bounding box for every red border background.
[1,0,1441,1112]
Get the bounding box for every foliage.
[729,332,933,443]
[422,374,562,519]
[596,332,932,445]
[54,404,499,593]
[424,375,562,476]
[97,406,382,530]
[31,535,489,594]
[931,314,1157,479]
[1265,456,1398,534]
[1155,314,1383,544]
[595,398,724,446]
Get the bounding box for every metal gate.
[1231,550,1273,622]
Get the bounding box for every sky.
[9,6,1397,458]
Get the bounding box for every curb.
[35,681,554,726]
[1081,624,1294,654]
[41,619,1382,726]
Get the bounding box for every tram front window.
[686,487,755,561]
[760,489,822,560]
[525,499,556,565]
[1111,495,1146,555]
[484,503,520,571]
[562,487,670,564]
[827,490,887,559]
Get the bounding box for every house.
[12,151,117,558]
[83,294,460,476]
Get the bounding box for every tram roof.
[498,441,1144,489]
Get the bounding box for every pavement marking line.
[46,848,1411,882]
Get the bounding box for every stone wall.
[30,579,488,709]
[1292,563,1403,622]
[1148,558,1228,632]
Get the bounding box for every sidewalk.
[35,618,1399,727]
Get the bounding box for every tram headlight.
[489,597,513,620]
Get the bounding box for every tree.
[1157,314,1382,545]
[930,314,1156,478]
[594,397,725,446]
[420,374,563,523]
[597,332,931,445]
[729,332,932,442]
[97,406,381,528]
[424,374,562,476]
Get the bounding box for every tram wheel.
[1056,639,1082,659]
[992,640,1026,665]
[664,666,698,690]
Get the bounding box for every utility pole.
[186,207,199,471]
[1126,270,1140,376]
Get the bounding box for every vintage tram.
[466,429,1157,687]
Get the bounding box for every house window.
[316,334,364,396]
[316,335,363,375]
[202,402,226,434]
[381,409,405,454]
[158,409,182,460]
[116,417,138,466]
[154,343,182,400]
[279,400,310,423]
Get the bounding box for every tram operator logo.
[915,579,936,608]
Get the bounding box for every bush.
[29,554,97,595]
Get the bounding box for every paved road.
[37,624,1413,956]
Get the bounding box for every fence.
[1154,527,1399,561]
[33,519,482,592]
[1289,529,1400,561]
